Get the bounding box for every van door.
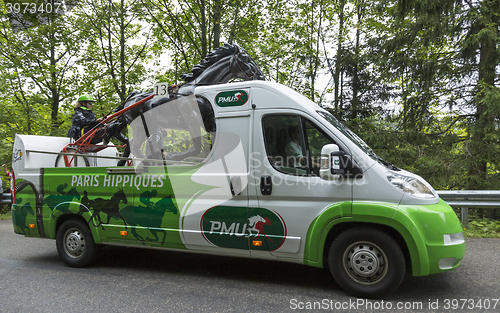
[86,169,143,244]
[140,165,182,249]
[171,114,252,256]
[125,93,251,256]
[176,122,251,256]
[250,110,353,260]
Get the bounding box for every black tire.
[328,227,405,298]
[56,219,98,267]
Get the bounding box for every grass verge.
[462,218,500,238]
[0,211,11,220]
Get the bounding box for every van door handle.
[230,176,242,196]
[260,175,272,195]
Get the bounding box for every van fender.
[350,202,429,276]
[303,201,351,267]
[48,202,102,244]
[303,202,429,276]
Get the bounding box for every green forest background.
[0,0,499,196]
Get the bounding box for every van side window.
[134,127,212,166]
[128,95,214,166]
[153,128,212,163]
[262,115,335,176]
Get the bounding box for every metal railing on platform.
[1,191,499,225]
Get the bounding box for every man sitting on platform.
[67,95,107,143]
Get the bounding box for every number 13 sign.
[153,82,169,98]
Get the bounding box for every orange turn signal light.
[29,224,35,228]
[120,231,128,236]
[252,240,263,247]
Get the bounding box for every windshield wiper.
[375,155,400,171]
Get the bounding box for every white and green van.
[11,80,464,297]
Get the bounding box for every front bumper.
[391,199,465,276]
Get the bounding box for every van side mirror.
[320,144,363,180]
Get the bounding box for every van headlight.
[386,170,436,199]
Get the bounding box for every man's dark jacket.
[67,107,98,140]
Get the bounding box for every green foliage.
[0,0,499,203]
[143,0,264,81]
[73,0,154,103]
[463,218,500,238]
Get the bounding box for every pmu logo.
[215,90,249,107]
[201,206,286,251]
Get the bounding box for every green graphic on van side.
[12,179,41,238]
[12,197,36,236]
[201,206,286,251]
[215,90,248,107]
[11,166,213,248]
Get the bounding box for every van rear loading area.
[11,80,464,297]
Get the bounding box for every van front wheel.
[56,219,98,267]
[328,227,405,297]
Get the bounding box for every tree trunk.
[49,32,59,135]
[334,0,345,111]
[351,1,364,120]
[119,0,126,101]
[212,0,223,50]
[200,0,208,57]
[466,1,498,190]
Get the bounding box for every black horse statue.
[103,43,265,165]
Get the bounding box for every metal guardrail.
[1,193,11,204]
[1,191,498,224]
[437,190,500,225]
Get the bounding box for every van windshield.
[317,111,398,170]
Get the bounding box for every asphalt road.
[0,220,499,313]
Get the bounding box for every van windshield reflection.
[317,111,399,170]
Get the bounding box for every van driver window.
[262,115,335,176]
[303,119,336,176]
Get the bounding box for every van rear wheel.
[328,227,405,297]
[56,219,98,267]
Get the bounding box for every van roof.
[194,80,326,114]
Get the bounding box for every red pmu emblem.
[247,215,273,242]
[235,92,243,102]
